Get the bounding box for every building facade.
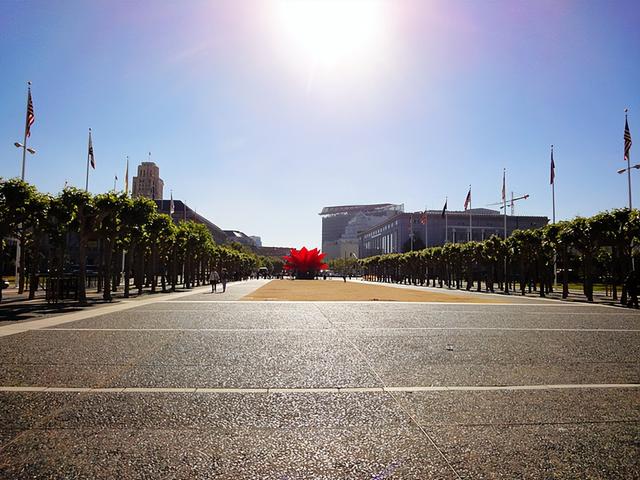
[154,199,228,244]
[224,230,257,247]
[319,203,404,260]
[249,236,262,247]
[132,162,164,200]
[358,208,549,257]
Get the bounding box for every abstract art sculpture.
[283,247,328,279]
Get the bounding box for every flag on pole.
[419,211,427,224]
[170,192,175,215]
[25,84,35,138]
[88,129,95,169]
[464,188,471,211]
[624,114,632,161]
[441,199,447,218]
[501,169,506,201]
[124,156,129,195]
[550,146,555,185]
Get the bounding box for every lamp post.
[618,163,640,270]
[13,142,36,290]
[617,162,640,210]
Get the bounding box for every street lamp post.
[617,163,639,270]
[618,164,639,210]
[13,142,36,290]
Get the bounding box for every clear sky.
[1,0,639,248]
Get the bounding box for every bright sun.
[273,0,389,76]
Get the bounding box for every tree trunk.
[28,239,39,300]
[78,234,88,304]
[583,253,594,302]
[103,238,113,302]
[137,248,144,296]
[124,247,132,298]
[151,245,157,293]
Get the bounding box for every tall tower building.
[132,161,164,200]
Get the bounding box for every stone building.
[319,203,404,260]
[132,162,164,200]
[358,208,549,257]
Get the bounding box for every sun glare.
[273,0,389,78]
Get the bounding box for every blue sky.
[1,0,639,248]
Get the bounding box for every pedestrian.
[210,269,220,293]
[221,268,228,293]
[625,270,638,308]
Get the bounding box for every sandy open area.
[242,279,507,302]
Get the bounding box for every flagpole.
[15,81,32,288]
[124,155,129,196]
[425,205,428,248]
[625,109,634,271]
[20,82,31,181]
[85,128,91,192]
[468,185,472,242]
[410,214,414,251]
[626,113,633,211]
[445,197,448,243]
[551,146,557,287]
[502,170,507,238]
[503,169,509,294]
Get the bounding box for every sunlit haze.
[272,0,392,87]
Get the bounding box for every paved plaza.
[0,279,639,479]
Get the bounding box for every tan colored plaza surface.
[242,279,508,302]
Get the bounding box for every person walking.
[221,268,228,293]
[210,269,220,293]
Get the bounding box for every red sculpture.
[283,247,328,279]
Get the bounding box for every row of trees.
[360,209,639,304]
[0,179,281,304]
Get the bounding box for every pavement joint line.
[268,388,340,393]
[159,300,599,306]
[0,384,638,394]
[41,326,640,333]
[122,387,198,393]
[339,387,385,393]
[196,388,268,394]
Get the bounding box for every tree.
[94,192,126,301]
[561,217,599,301]
[119,196,156,297]
[0,179,38,303]
[61,188,96,304]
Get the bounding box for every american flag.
[419,211,427,224]
[550,146,555,185]
[441,199,447,218]
[88,129,95,169]
[502,169,506,201]
[25,85,35,138]
[464,188,471,211]
[625,115,632,161]
[170,192,175,215]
